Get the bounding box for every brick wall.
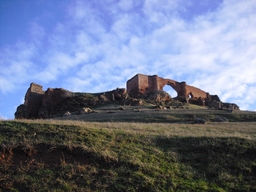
[127,74,211,101]
[127,74,139,95]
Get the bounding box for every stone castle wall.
[138,74,148,92]
[127,74,139,95]
[23,83,45,118]
[126,74,218,104]
[15,74,237,119]
[127,74,160,96]
[185,84,208,98]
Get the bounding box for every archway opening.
[163,85,178,98]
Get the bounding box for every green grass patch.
[0,120,256,191]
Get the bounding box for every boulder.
[14,104,26,119]
[80,107,92,114]
[193,118,206,124]
[155,105,167,110]
[144,91,171,101]
[130,99,143,106]
[207,100,222,109]
[98,94,108,102]
[64,111,71,116]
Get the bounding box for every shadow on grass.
[1,120,256,191]
[154,136,256,191]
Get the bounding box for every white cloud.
[0,42,36,93]
[0,76,15,93]
[1,0,256,118]
[65,77,92,92]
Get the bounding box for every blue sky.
[1,0,256,119]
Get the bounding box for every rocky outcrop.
[15,75,240,119]
[15,83,128,119]
[38,88,74,118]
[14,104,26,119]
[97,88,128,101]
[15,83,45,119]
[207,100,239,110]
[143,90,171,101]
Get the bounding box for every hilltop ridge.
[15,74,239,119]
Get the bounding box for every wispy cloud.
[0,0,256,118]
[0,41,36,93]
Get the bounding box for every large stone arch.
[157,77,187,98]
[126,74,212,102]
[163,84,178,97]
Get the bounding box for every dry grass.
[47,105,256,123]
[13,119,256,140]
[1,115,256,191]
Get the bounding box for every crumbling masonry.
[127,74,220,104]
[15,74,239,119]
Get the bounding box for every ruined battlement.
[29,83,44,94]
[16,83,74,119]
[15,83,128,119]
[15,74,238,119]
[126,74,219,103]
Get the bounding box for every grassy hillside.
[1,119,256,191]
[58,103,256,123]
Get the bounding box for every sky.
[0,0,256,119]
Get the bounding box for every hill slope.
[57,103,256,123]
[1,120,256,191]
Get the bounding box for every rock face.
[15,83,128,119]
[143,90,171,101]
[15,83,45,119]
[207,100,239,110]
[38,88,74,118]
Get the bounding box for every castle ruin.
[127,74,220,103]
[15,74,239,119]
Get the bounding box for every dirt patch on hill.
[0,144,118,168]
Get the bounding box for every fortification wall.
[126,74,219,105]
[23,83,45,118]
[148,75,158,91]
[138,74,149,93]
[185,85,208,99]
[127,74,139,95]
[24,83,44,106]
[29,83,44,94]
[127,74,162,95]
